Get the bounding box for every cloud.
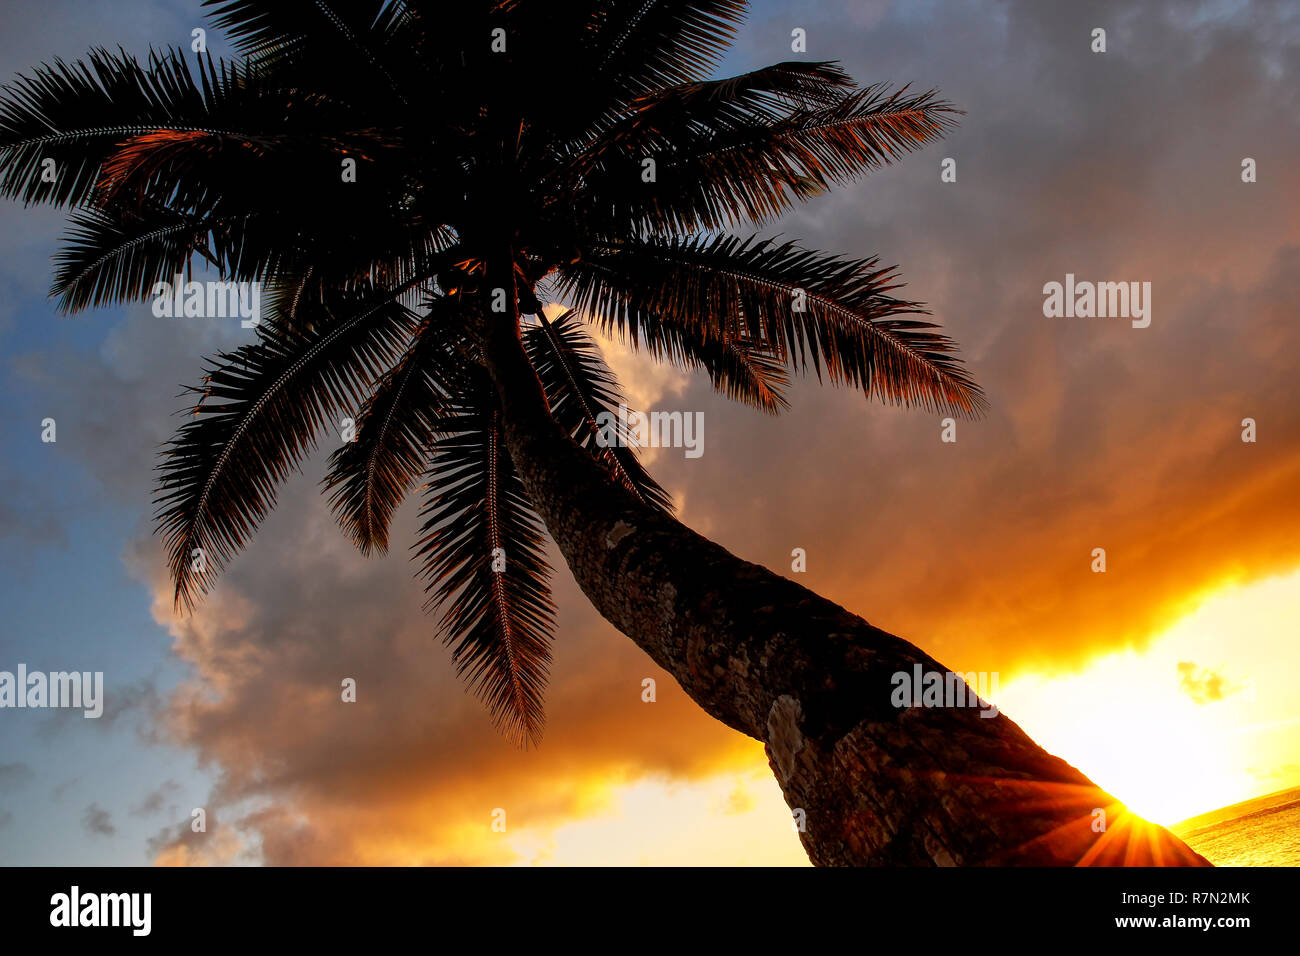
[50,778,78,802]
[0,477,67,548]
[147,807,246,866]
[715,783,756,816]
[81,803,115,837]
[131,481,760,864]
[35,676,162,741]
[0,762,33,791]
[131,780,181,817]
[1177,661,1239,705]
[1248,763,1300,785]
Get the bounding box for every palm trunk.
[478,281,1208,866]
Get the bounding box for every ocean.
[1172,786,1300,867]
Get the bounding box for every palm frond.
[559,233,986,417]
[589,0,747,102]
[559,60,853,171]
[560,296,789,414]
[156,282,421,611]
[523,309,674,512]
[691,335,791,414]
[202,0,416,102]
[324,301,468,554]
[568,82,959,234]
[0,47,278,208]
[415,366,556,748]
[50,205,224,312]
[692,82,961,180]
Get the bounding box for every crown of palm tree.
[0,0,983,746]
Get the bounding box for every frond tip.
[415,368,557,748]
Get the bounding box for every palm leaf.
[588,0,747,103]
[414,366,556,748]
[201,0,416,102]
[323,301,466,554]
[682,333,791,414]
[523,309,674,512]
[0,47,282,208]
[559,233,986,417]
[50,205,225,312]
[555,295,789,414]
[156,282,421,611]
[567,81,959,234]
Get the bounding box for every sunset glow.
[479,570,1300,861]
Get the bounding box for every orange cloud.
[131,496,767,865]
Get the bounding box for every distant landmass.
[1172,786,1300,866]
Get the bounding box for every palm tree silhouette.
[0,0,1208,866]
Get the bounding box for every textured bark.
[479,290,1209,866]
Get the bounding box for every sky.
[0,0,1298,865]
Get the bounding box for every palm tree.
[0,0,1208,866]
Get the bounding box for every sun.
[998,648,1247,826]
[995,569,1300,828]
